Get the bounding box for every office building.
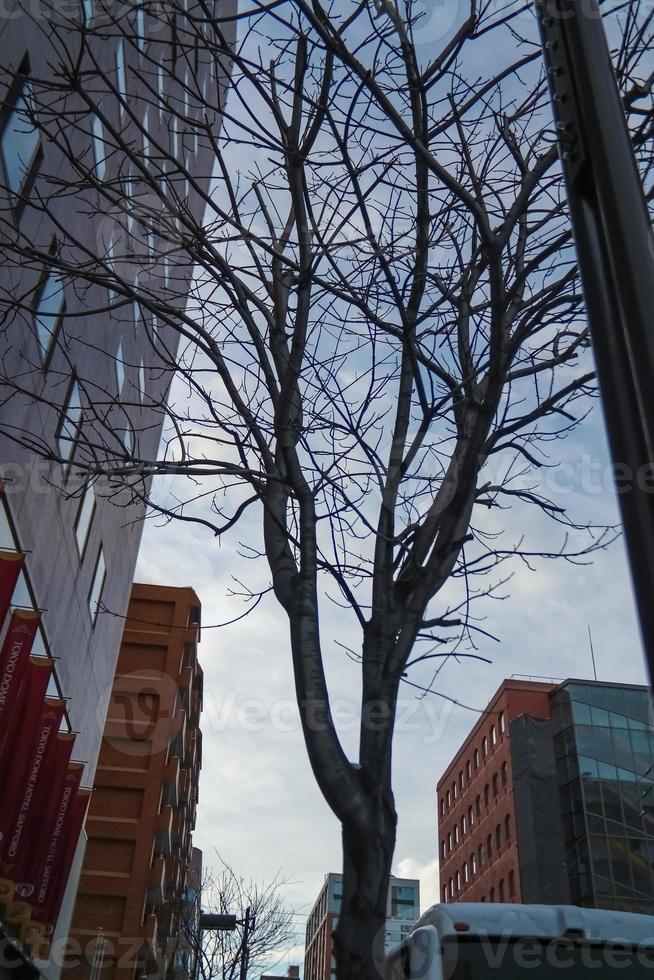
[437,677,654,914]
[67,584,204,980]
[303,874,419,980]
[0,1,234,973]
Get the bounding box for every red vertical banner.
[0,697,65,873]
[0,609,41,734]
[0,551,24,628]
[11,732,76,889]
[0,656,53,784]
[39,785,90,934]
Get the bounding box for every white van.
[385,903,654,979]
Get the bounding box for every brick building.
[437,678,654,913]
[67,584,204,980]
[437,679,554,905]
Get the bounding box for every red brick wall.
[437,681,556,904]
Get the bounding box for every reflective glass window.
[572,701,592,726]
[74,481,95,556]
[34,268,64,361]
[1,75,40,199]
[92,115,106,179]
[115,40,126,108]
[56,379,82,462]
[590,706,610,728]
[579,756,598,779]
[88,546,106,623]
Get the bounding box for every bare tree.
[0,2,652,979]
[176,862,295,980]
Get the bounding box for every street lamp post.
[195,908,255,980]
[537,0,654,675]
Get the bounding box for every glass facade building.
[551,681,654,914]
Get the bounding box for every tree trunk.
[333,802,396,980]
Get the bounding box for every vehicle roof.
[414,904,654,944]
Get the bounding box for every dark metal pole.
[537,0,654,676]
[239,907,252,980]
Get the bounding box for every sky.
[135,404,647,971]
[134,2,651,973]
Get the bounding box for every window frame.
[74,480,96,558]
[135,3,146,53]
[55,376,83,469]
[32,262,65,366]
[115,40,127,113]
[88,544,106,625]
[0,64,42,214]
[91,114,106,179]
[115,338,125,394]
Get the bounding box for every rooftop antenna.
[588,624,598,681]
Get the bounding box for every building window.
[474,748,479,769]
[509,870,515,898]
[454,871,460,893]
[454,824,459,845]
[442,885,447,902]
[1,66,41,204]
[135,3,145,52]
[495,824,501,851]
[491,725,497,747]
[440,798,445,817]
[452,781,457,801]
[390,885,416,919]
[479,843,484,866]
[463,861,468,884]
[33,266,64,363]
[449,877,453,899]
[133,290,142,330]
[461,814,466,836]
[505,814,511,843]
[492,773,498,798]
[106,235,117,302]
[115,40,127,109]
[499,711,505,734]
[501,761,508,787]
[171,115,179,162]
[487,833,492,859]
[490,886,495,902]
[92,115,106,179]
[157,63,165,111]
[88,545,106,623]
[468,805,473,827]
[447,832,452,852]
[56,378,82,463]
[74,480,95,557]
[142,108,150,160]
[482,736,488,758]
[458,770,464,792]
[82,0,93,22]
[122,421,134,455]
[471,853,477,875]
[475,795,481,818]
[115,338,125,393]
[499,879,505,902]
[466,760,471,780]
[138,359,146,401]
[440,839,446,860]
[484,783,489,809]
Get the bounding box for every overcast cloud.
[133,3,650,971]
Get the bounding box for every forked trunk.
[334,812,396,980]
